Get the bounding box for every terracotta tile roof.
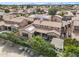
[33,20,62,28]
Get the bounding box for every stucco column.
[41,33,42,37]
[28,33,32,39]
[1,26,4,31]
[19,31,23,36]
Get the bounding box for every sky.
[0,0,78,5]
[0,0,79,2]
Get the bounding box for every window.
[8,27,11,31]
[22,33,28,37]
[68,24,71,27]
[34,32,41,36]
[74,26,79,31]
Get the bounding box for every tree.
[64,38,79,46]
[27,5,33,9]
[58,11,64,16]
[0,33,57,56]
[48,7,59,20]
[27,36,57,57]
[64,45,79,57]
[0,32,30,47]
[72,11,77,15]
[48,7,58,15]
[63,38,79,57]
[12,5,18,8]
[4,9,10,13]
[32,11,36,14]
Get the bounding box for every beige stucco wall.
[19,20,28,27]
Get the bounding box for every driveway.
[0,39,29,57]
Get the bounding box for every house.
[69,15,79,40]
[0,21,13,31]
[0,12,5,21]
[29,14,51,21]
[51,15,62,22]
[3,16,28,28]
[72,20,79,41]
[20,20,62,40]
[61,11,74,38]
[0,15,29,31]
